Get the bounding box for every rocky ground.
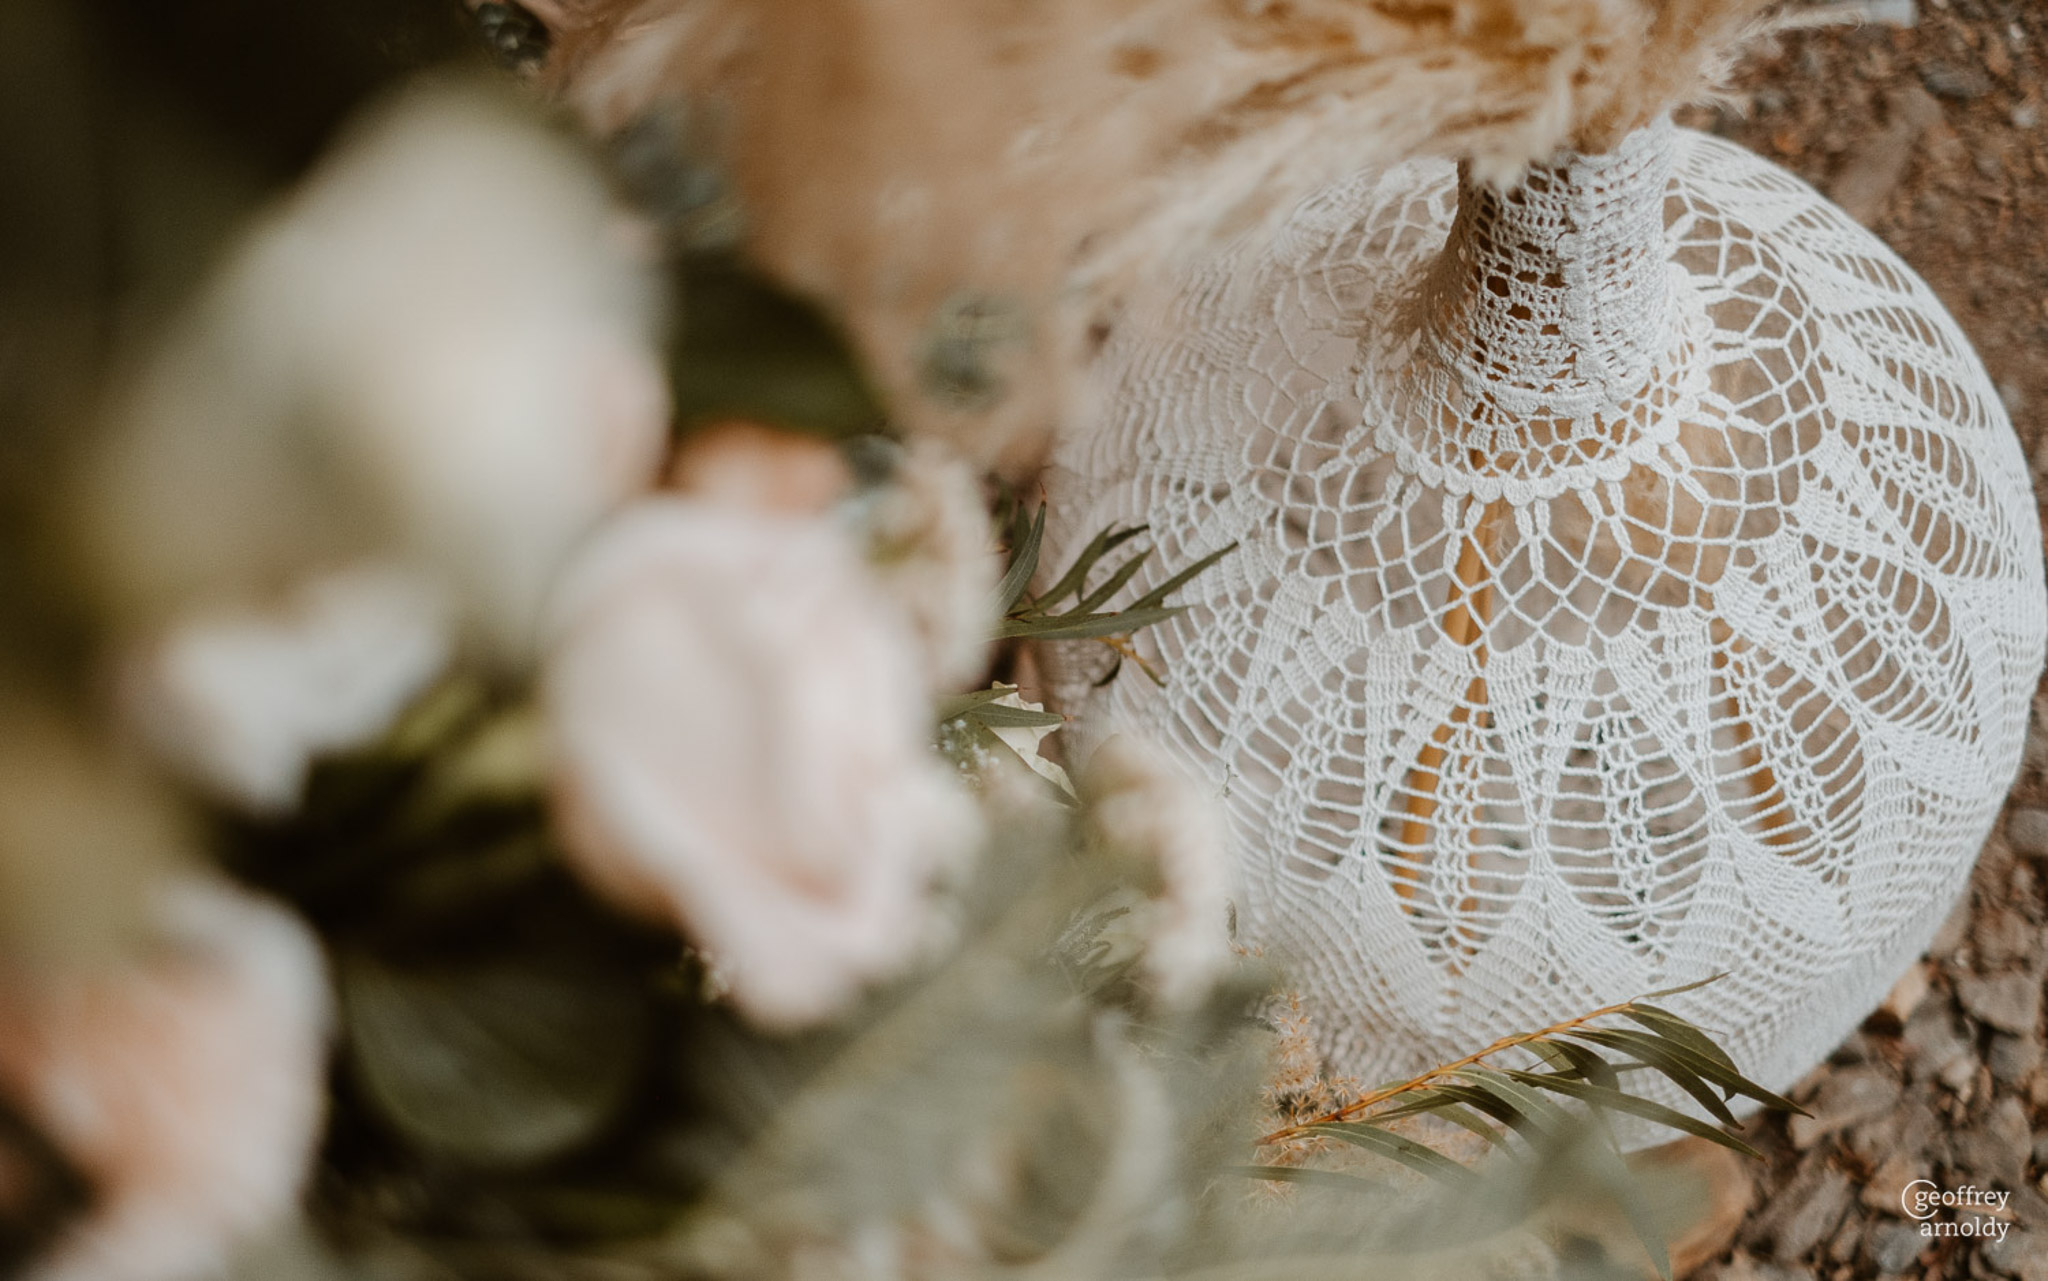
[1667,3,2048,1276]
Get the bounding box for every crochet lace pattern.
[1046,118,2048,1114]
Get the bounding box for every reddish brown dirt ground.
[1672,4,2048,1277]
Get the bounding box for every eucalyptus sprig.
[993,502,1234,681]
[936,499,1237,777]
[1261,975,1802,1157]
[1250,975,1808,1279]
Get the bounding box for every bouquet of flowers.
[0,6,1801,1280]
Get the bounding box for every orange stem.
[1258,993,1647,1147]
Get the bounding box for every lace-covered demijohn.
[1047,119,2048,1112]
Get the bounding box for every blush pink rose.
[0,879,331,1281]
[544,498,981,1028]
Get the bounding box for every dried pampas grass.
[524,0,1771,463]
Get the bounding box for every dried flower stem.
[1095,633,1165,686]
[1257,992,1647,1147]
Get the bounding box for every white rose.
[81,80,669,658]
[543,498,982,1029]
[119,563,453,814]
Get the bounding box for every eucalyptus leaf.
[1029,523,1149,614]
[994,505,1046,616]
[994,605,1187,642]
[1452,1068,1576,1145]
[1578,1020,1802,1114]
[1561,1028,1739,1125]
[340,950,650,1169]
[1497,1070,1762,1159]
[1069,543,1154,615]
[1304,1123,1479,1188]
[1541,1038,1621,1095]
[1347,1092,1511,1151]
[934,685,1022,721]
[1634,974,1726,1003]
[1125,542,1238,612]
[960,702,1066,730]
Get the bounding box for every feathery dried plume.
[527,0,1770,461]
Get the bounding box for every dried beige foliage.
[533,0,1769,462]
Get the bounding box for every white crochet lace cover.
[1047,119,2047,1109]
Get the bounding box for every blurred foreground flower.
[1075,736,1233,1009]
[666,420,853,516]
[852,441,999,693]
[80,78,669,811]
[119,564,453,815]
[544,497,982,1029]
[0,880,330,1281]
[672,424,1001,691]
[80,77,669,658]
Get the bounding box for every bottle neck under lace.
[1422,117,1678,425]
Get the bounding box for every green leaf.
[936,685,1022,721]
[1423,1082,1548,1146]
[1068,544,1154,615]
[1600,1018,1804,1116]
[1621,1004,1747,1075]
[993,605,1187,642]
[937,684,1064,729]
[1303,1124,1479,1188]
[1635,973,1727,1003]
[1623,1005,1738,1070]
[1561,1028,1739,1126]
[961,703,1066,730]
[1454,1067,1578,1143]
[1366,1092,1511,1150]
[1538,1037,1620,1094]
[1498,1070,1762,1159]
[1126,541,1238,612]
[340,950,650,1169]
[994,505,1046,616]
[1029,524,1149,614]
